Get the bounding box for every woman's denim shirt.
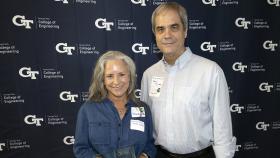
[73,98,156,158]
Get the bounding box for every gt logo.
[267,0,280,6]
[95,18,114,31]
[232,62,247,73]
[256,122,270,131]
[131,0,147,6]
[12,15,34,29]
[259,82,273,92]
[54,0,69,4]
[19,67,39,79]
[230,104,244,114]
[56,43,75,55]
[200,42,217,52]
[59,91,78,102]
[63,136,75,145]
[263,40,278,51]
[202,0,219,6]
[236,145,242,151]
[134,89,141,99]
[235,18,251,29]
[132,43,149,55]
[0,143,5,151]
[24,115,44,126]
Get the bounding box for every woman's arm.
[73,104,98,158]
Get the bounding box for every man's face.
[154,9,186,57]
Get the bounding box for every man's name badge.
[149,76,164,97]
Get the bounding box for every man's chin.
[162,50,175,55]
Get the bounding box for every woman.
[73,51,156,158]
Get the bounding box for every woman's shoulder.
[130,99,147,107]
[80,100,104,109]
[130,100,151,113]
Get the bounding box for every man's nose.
[163,28,172,38]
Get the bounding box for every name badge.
[131,107,145,118]
[130,120,145,132]
[149,76,164,97]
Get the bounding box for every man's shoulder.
[191,53,218,68]
[189,53,225,75]
[143,60,162,75]
[192,53,215,64]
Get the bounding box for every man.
[140,2,236,158]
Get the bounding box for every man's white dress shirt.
[141,47,236,158]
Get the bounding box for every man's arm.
[210,65,236,158]
[140,71,149,104]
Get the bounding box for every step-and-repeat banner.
[0,0,279,157]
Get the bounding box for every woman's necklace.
[116,107,127,119]
[110,97,128,119]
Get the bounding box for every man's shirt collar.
[161,47,193,70]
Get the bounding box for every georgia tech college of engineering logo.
[59,91,78,102]
[56,43,75,55]
[267,0,280,6]
[263,40,278,51]
[12,15,34,29]
[0,143,5,151]
[24,115,44,126]
[230,104,244,114]
[235,17,251,29]
[132,43,149,55]
[256,122,270,131]
[63,136,75,145]
[232,62,247,73]
[202,0,219,6]
[19,67,39,79]
[95,18,114,31]
[131,0,148,6]
[259,82,273,92]
[200,42,217,52]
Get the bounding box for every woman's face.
[104,59,130,101]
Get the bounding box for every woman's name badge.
[131,107,145,117]
[130,120,144,132]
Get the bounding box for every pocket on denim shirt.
[89,122,111,144]
[129,122,147,145]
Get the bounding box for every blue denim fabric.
[102,145,136,158]
[73,99,156,158]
